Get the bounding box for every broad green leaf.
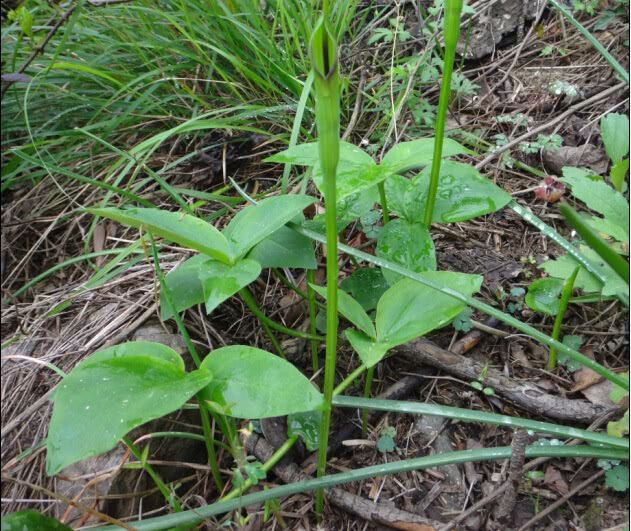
[541,246,627,299]
[540,252,602,293]
[345,329,391,368]
[310,284,376,339]
[199,259,261,314]
[600,113,629,163]
[376,219,436,285]
[383,174,426,223]
[376,272,483,346]
[160,254,211,320]
[587,215,629,244]
[47,341,212,475]
[223,195,315,258]
[304,186,378,234]
[340,267,389,311]
[89,207,234,264]
[610,158,629,192]
[264,142,321,166]
[1,510,71,531]
[414,161,512,223]
[200,346,322,418]
[287,410,321,451]
[312,144,383,201]
[525,278,564,315]
[561,170,629,238]
[248,225,316,269]
[380,137,471,174]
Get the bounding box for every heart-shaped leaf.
[376,272,483,346]
[248,225,316,269]
[223,195,315,258]
[160,254,211,320]
[380,137,471,174]
[47,341,212,475]
[89,207,234,264]
[200,346,322,418]
[199,259,261,314]
[310,284,376,339]
[345,329,391,368]
[376,219,436,285]
[525,278,564,315]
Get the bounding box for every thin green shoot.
[423,0,463,226]
[149,237,224,492]
[547,266,580,370]
[547,0,629,84]
[122,436,181,512]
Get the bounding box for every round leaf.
[376,219,436,285]
[525,278,564,315]
[200,346,322,419]
[46,341,212,475]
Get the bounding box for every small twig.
[494,429,529,524]
[1,474,134,529]
[517,469,606,531]
[441,411,617,530]
[1,4,79,99]
[474,82,626,170]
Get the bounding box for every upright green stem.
[306,269,320,373]
[239,287,323,343]
[149,238,224,492]
[122,436,181,512]
[310,17,341,516]
[548,266,580,370]
[377,182,389,224]
[361,367,375,437]
[423,0,463,226]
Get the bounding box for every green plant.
[309,14,342,516]
[30,2,631,527]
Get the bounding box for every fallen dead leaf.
[544,465,569,496]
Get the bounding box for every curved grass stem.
[109,445,627,530]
